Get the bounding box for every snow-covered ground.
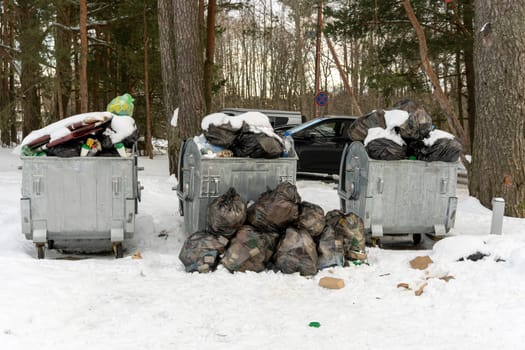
[1,147,524,350]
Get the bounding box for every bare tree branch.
[402,0,470,152]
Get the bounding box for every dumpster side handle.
[176,166,195,201]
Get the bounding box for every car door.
[294,118,348,174]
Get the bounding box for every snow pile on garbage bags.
[179,182,367,276]
[17,94,138,158]
[348,99,463,162]
[193,111,287,159]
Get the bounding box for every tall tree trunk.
[462,0,476,147]
[173,1,205,143]
[79,0,88,112]
[143,2,153,159]
[203,0,216,114]
[18,1,42,137]
[471,1,525,217]
[158,0,179,175]
[0,0,11,145]
[54,3,73,120]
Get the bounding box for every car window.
[310,121,342,137]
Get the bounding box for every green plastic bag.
[107,93,135,116]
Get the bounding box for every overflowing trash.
[179,182,367,276]
[194,111,288,159]
[19,93,138,158]
[179,112,367,276]
[348,99,462,162]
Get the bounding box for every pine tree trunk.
[203,0,216,114]
[54,4,73,120]
[143,3,153,159]
[471,0,525,217]
[18,1,42,137]
[79,0,88,113]
[0,0,11,145]
[158,0,179,175]
[173,1,205,143]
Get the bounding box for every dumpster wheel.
[36,243,45,259]
[113,242,123,259]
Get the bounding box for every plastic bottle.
[80,143,90,157]
[114,142,128,157]
[282,131,292,157]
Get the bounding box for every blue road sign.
[315,91,329,107]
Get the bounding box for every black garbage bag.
[246,182,301,233]
[417,136,463,162]
[317,224,345,270]
[392,99,433,141]
[331,211,367,262]
[207,188,246,238]
[274,227,318,276]
[296,201,325,237]
[204,122,239,148]
[221,225,280,272]
[232,123,283,158]
[398,109,433,141]
[347,109,387,141]
[45,140,82,157]
[178,231,229,273]
[365,138,407,160]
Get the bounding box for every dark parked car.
[221,107,305,129]
[282,116,358,175]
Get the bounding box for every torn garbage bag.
[221,225,280,272]
[274,227,318,276]
[317,224,344,270]
[329,211,367,262]
[178,231,229,273]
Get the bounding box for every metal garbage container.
[20,153,142,259]
[338,141,458,244]
[176,138,297,235]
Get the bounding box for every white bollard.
[490,197,505,235]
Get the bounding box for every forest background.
[0,0,523,218]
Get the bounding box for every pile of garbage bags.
[19,94,138,158]
[348,99,463,162]
[179,182,367,276]
[194,111,287,159]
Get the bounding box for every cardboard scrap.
[439,275,455,282]
[132,251,143,259]
[397,282,427,296]
[399,257,454,296]
[410,256,433,270]
[414,282,427,296]
[319,277,345,289]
